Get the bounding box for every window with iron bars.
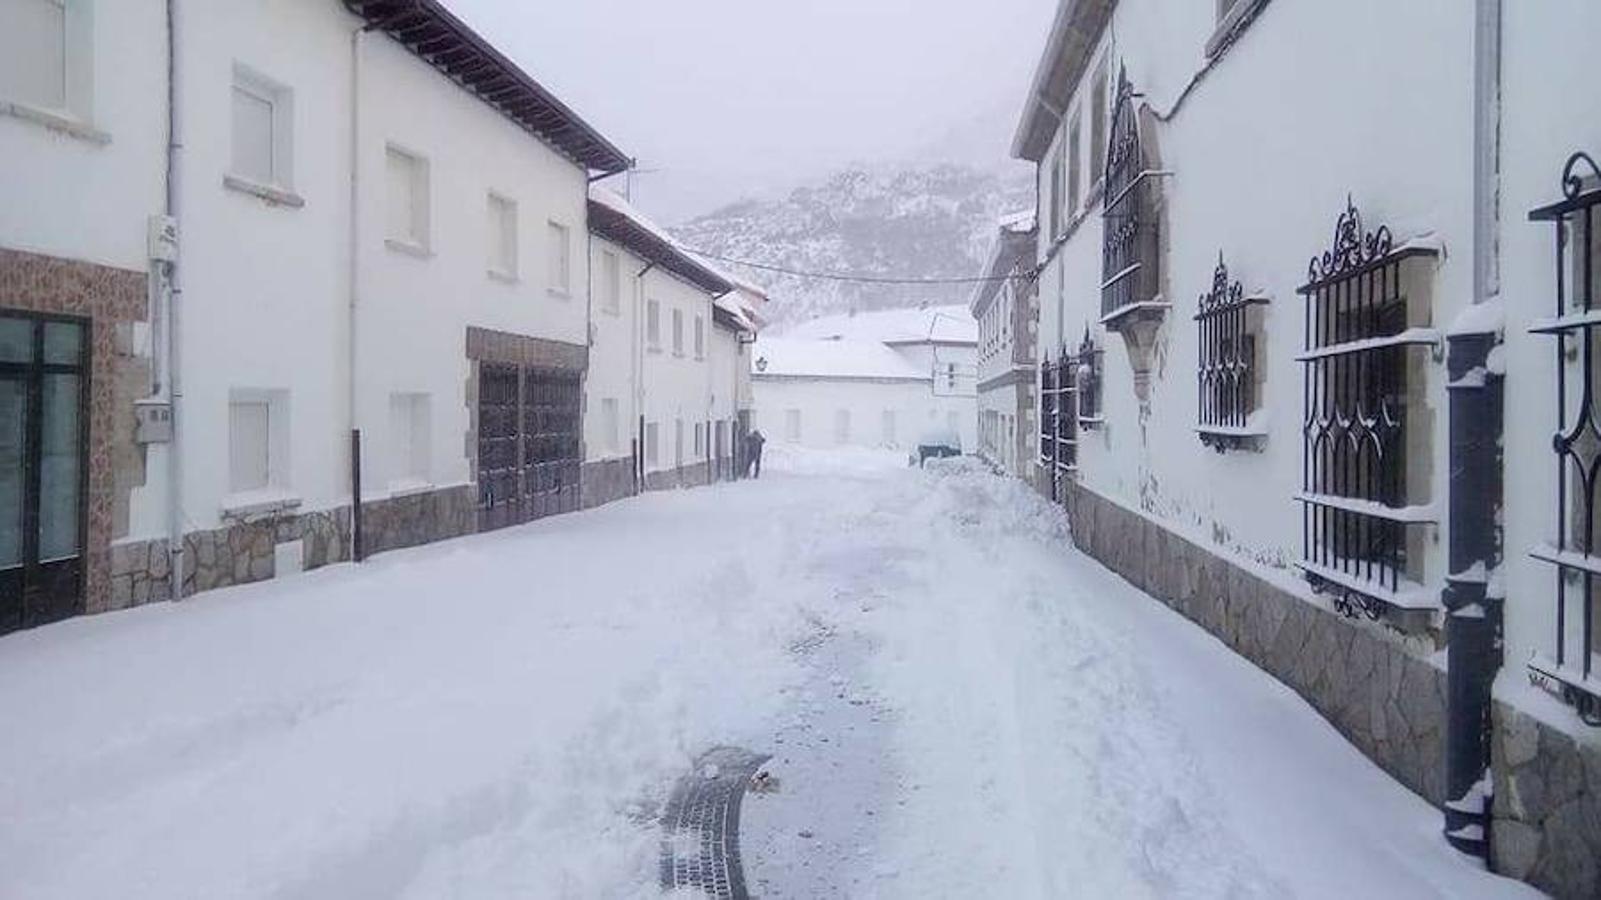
[1075,327,1103,428]
[1196,255,1268,451]
[1528,150,1601,724]
[1296,199,1439,620]
[1039,347,1077,498]
[1101,66,1162,320]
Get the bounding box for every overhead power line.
[676,246,1034,286]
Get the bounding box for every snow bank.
[0,455,1536,899]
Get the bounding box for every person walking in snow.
[745,429,766,479]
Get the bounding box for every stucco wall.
[751,375,974,453]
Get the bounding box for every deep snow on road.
[0,449,1537,898]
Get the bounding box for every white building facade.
[972,214,1038,477]
[584,188,760,500]
[1014,1,1601,894]
[0,0,762,638]
[752,305,978,455]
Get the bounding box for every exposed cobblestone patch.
[660,746,770,899]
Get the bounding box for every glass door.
[0,312,87,635]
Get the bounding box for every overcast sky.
[447,0,1056,223]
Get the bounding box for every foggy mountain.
[672,163,1034,330]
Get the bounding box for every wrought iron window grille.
[1528,150,1601,724]
[1295,198,1441,620]
[1075,327,1104,428]
[1100,66,1171,325]
[1039,347,1078,500]
[1196,254,1268,452]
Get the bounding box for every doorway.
[1,312,88,635]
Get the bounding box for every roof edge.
[345,0,631,174]
[1010,0,1115,162]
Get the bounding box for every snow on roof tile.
[752,337,928,381]
[781,304,975,345]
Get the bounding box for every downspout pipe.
[1442,0,1503,866]
[164,0,185,599]
[348,24,366,562]
[635,261,655,491]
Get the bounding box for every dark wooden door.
[0,313,88,636]
[477,364,581,531]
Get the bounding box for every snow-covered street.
[0,452,1539,898]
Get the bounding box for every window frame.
[486,191,519,282]
[224,388,295,512]
[600,250,621,316]
[384,143,432,255]
[646,299,662,350]
[547,220,572,296]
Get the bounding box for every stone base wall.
[1061,480,1448,804]
[363,485,476,557]
[108,484,478,606]
[644,464,712,492]
[1491,701,1601,898]
[109,506,350,606]
[582,458,636,509]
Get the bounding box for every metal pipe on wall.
[1442,0,1503,866]
[164,0,185,599]
[348,24,366,562]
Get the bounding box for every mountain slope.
[672,164,1033,330]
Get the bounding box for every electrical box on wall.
[134,399,173,444]
[147,215,178,262]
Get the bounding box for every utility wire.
[676,246,1035,286]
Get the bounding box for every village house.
[584,187,761,500]
[0,0,763,636]
[971,212,1038,477]
[1013,0,1601,894]
[751,305,976,454]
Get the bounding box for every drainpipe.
[635,263,646,490]
[164,0,185,599]
[347,24,365,562]
[1442,0,1503,866]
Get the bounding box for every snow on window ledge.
[1,100,110,145]
[223,174,305,210]
[220,489,303,522]
[1206,0,1271,59]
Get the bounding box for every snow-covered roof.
[589,187,734,296]
[752,337,928,381]
[970,218,1039,315]
[998,208,1037,233]
[782,304,976,346]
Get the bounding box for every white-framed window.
[646,299,661,349]
[833,409,851,445]
[601,397,619,454]
[385,143,430,252]
[600,250,621,315]
[388,391,431,488]
[1047,146,1063,238]
[674,418,684,467]
[645,421,659,465]
[1089,59,1108,186]
[230,64,293,190]
[547,221,571,295]
[672,308,684,357]
[487,192,518,280]
[881,409,896,446]
[228,388,289,495]
[785,408,801,442]
[694,314,705,359]
[0,0,93,120]
[694,422,704,457]
[1067,110,1082,214]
